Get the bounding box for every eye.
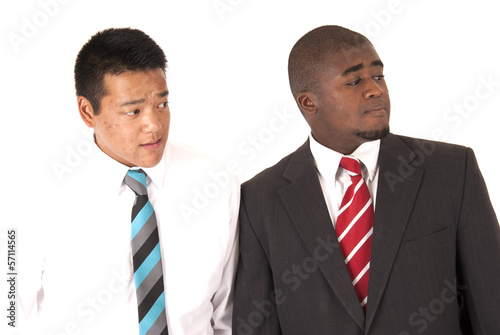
[158,101,169,108]
[346,79,361,86]
[125,109,140,116]
[373,74,385,80]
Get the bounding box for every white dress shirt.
[309,134,380,228]
[21,140,239,335]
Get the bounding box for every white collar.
[309,134,380,182]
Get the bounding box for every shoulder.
[163,140,219,167]
[382,133,470,166]
[162,140,235,178]
[161,139,240,199]
[160,140,239,236]
[380,133,482,193]
[242,140,312,192]
[391,133,467,154]
[244,152,293,185]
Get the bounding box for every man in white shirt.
[233,25,500,334]
[21,28,239,335]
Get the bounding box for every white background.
[1,0,499,269]
[1,0,499,332]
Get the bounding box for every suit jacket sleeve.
[232,195,282,335]
[456,147,500,333]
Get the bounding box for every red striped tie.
[336,156,374,313]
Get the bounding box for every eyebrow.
[119,90,169,107]
[341,60,384,77]
[157,90,169,98]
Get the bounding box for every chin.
[356,127,390,141]
[150,154,165,167]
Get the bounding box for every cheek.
[103,121,117,132]
[159,113,171,134]
[103,122,122,140]
[162,112,171,125]
[102,120,136,145]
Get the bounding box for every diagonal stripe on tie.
[352,262,370,286]
[360,296,368,309]
[127,170,148,189]
[339,188,371,222]
[138,276,165,321]
[135,243,162,289]
[136,261,163,305]
[338,198,373,242]
[147,316,168,335]
[125,173,148,195]
[346,238,372,277]
[338,207,373,254]
[132,196,149,221]
[344,228,373,264]
[132,215,158,255]
[132,201,155,239]
[133,227,161,272]
[139,292,166,334]
[338,179,365,216]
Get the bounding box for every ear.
[297,92,318,116]
[78,96,96,128]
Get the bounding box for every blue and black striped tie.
[124,169,168,335]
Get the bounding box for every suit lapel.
[365,134,424,332]
[279,140,366,330]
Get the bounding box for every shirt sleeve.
[15,226,44,335]
[211,170,240,335]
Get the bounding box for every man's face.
[306,42,390,154]
[88,68,170,167]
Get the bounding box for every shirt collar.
[142,156,164,190]
[309,134,380,182]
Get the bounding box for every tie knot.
[340,156,362,176]
[124,169,148,196]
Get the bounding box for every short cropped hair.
[288,25,370,99]
[74,28,167,115]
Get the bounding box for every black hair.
[74,28,167,115]
[288,25,370,99]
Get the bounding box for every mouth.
[141,138,162,150]
[365,104,386,116]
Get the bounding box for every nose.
[142,110,162,133]
[363,79,385,99]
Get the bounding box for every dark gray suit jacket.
[233,133,500,334]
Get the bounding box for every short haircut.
[288,25,370,99]
[74,28,167,115]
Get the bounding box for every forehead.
[324,43,382,76]
[103,69,167,99]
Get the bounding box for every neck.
[311,133,363,155]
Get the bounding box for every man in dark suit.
[232,25,500,334]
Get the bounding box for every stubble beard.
[355,126,390,141]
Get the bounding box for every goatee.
[356,127,390,141]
